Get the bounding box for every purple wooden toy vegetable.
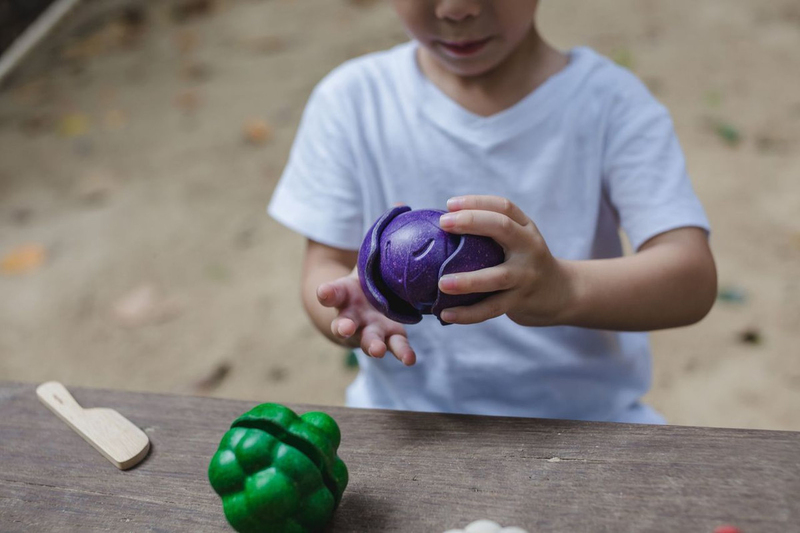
[357,206,505,325]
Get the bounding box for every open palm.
[317,270,417,366]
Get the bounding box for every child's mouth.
[436,38,492,57]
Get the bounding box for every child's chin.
[435,55,500,78]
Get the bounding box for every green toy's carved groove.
[232,419,344,506]
[208,404,348,533]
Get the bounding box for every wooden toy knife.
[36,381,150,470]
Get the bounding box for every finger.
[439,209,527,249]
[331,316,357,339]
[387,334,416,366]
[439,293,511,325]
[360,325,387,358]
[317,281,348,308]
[447,196,529,226]
[438,265,516,295]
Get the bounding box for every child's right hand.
[316,270,417,366]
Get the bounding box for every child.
[268,1,716,424]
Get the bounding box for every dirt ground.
[1,0,798,431]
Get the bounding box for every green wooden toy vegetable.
[208,403,348,533]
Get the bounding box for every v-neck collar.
[400,41,594,148]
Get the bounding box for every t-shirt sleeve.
[602,79,711,251]
[267,78,363,251]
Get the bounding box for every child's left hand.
[437,195,575,326]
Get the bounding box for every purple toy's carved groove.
[431,231,505,321]
[357,207,505,326]
[357,206,421,324]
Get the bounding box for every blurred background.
[1,0,798,430]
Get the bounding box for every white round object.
[442,520,530,533]
[464,520,503,533]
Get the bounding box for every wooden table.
[1,382,798,532]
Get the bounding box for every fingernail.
[439,213,456,229]
[440,310,455,323]
[447,197,464,210]
[439,275,457,291]
[369,341,382,357]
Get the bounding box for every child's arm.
[302,240,417,365]
[436,195,717,330]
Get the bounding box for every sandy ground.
[1,0,798,431]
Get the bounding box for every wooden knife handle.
[36,381,85,425]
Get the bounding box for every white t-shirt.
[268,42,710,424]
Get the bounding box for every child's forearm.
[301,242,357,344]
[558,228,717,331]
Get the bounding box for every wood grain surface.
[1,381,798,532]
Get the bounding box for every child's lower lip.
[437,38,491,57]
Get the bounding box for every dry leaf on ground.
[1,244,47,275]
[59,113,90,137]
[243,119,273,144]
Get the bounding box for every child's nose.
[435,0,482,22]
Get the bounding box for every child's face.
[391,0,539,77]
